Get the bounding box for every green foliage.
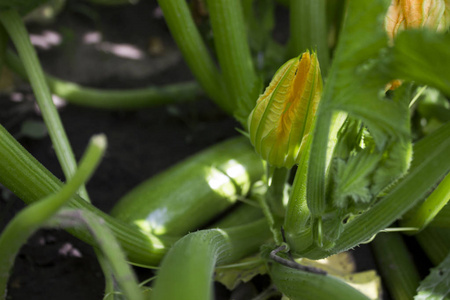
[414,87,450,137]
[215,256,266,290]
[332,146,381,208]
[386,30,450,97]
[327,122,450,258]
[324,1,408,146]
[415,253,450,300]
[305,0,396,223]
[298,0,414,250]
[1,0,450,298]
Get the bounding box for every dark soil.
[0,1,381,299]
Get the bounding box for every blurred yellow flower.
[248,51,322,168]
[385,0,450,40]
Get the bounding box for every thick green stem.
[401,172,450,231]
[306,111,332,215]
[372,233,421,300]
[152,219,270,300]
[429,203,450,228]
[0,9,90,201]
[206,0,259,119]
[95,249,116,300]
[5,50,203,110]
[0,135,106,299]
[266,167,289,218]
[416,227,450,266]
[289,0,329,75]
[156,0,230,112]
[306,109,337,247]
[256,189,283,245]
[284,133,313,251]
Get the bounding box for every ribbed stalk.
[0,10,90,201]
[416,227,450,266]
[0,124,266,265]
[152,219,270,300]
[156,0,230,112]
[284,133,312,249]
[288,0,329,75]
[5,49,203,109]
[401,172,450,231]
[206,0,259,118]
[0,124,172,265]
[429,203,450,228]
[372,233,421,300]
[0,135,106,299]
[306,109,338,247]
[266,167,290,218]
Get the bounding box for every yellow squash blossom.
[248,51,322,168]
[385,0,449,90]
[385,0,450,40]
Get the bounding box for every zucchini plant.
[0,0,450,299]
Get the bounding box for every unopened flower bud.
[248,51,322,168]
[385,0,449,41]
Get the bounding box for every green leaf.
[328,122,450,257]
[332,118,363,161]
[323,0,408,147]
[370,138,412,195]
[386,30,450,97]
[416,87,450,136]
[332,83,413,210]
[332,148,381,208]
[368,83,412,195]
[306,0,402,220]
[415,252,450,300]
[417,88,450,123]
[215,256,267,290]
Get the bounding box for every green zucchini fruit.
[111,136,264,237]
[0,124,264,265]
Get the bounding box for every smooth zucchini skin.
[110,136,264,237]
